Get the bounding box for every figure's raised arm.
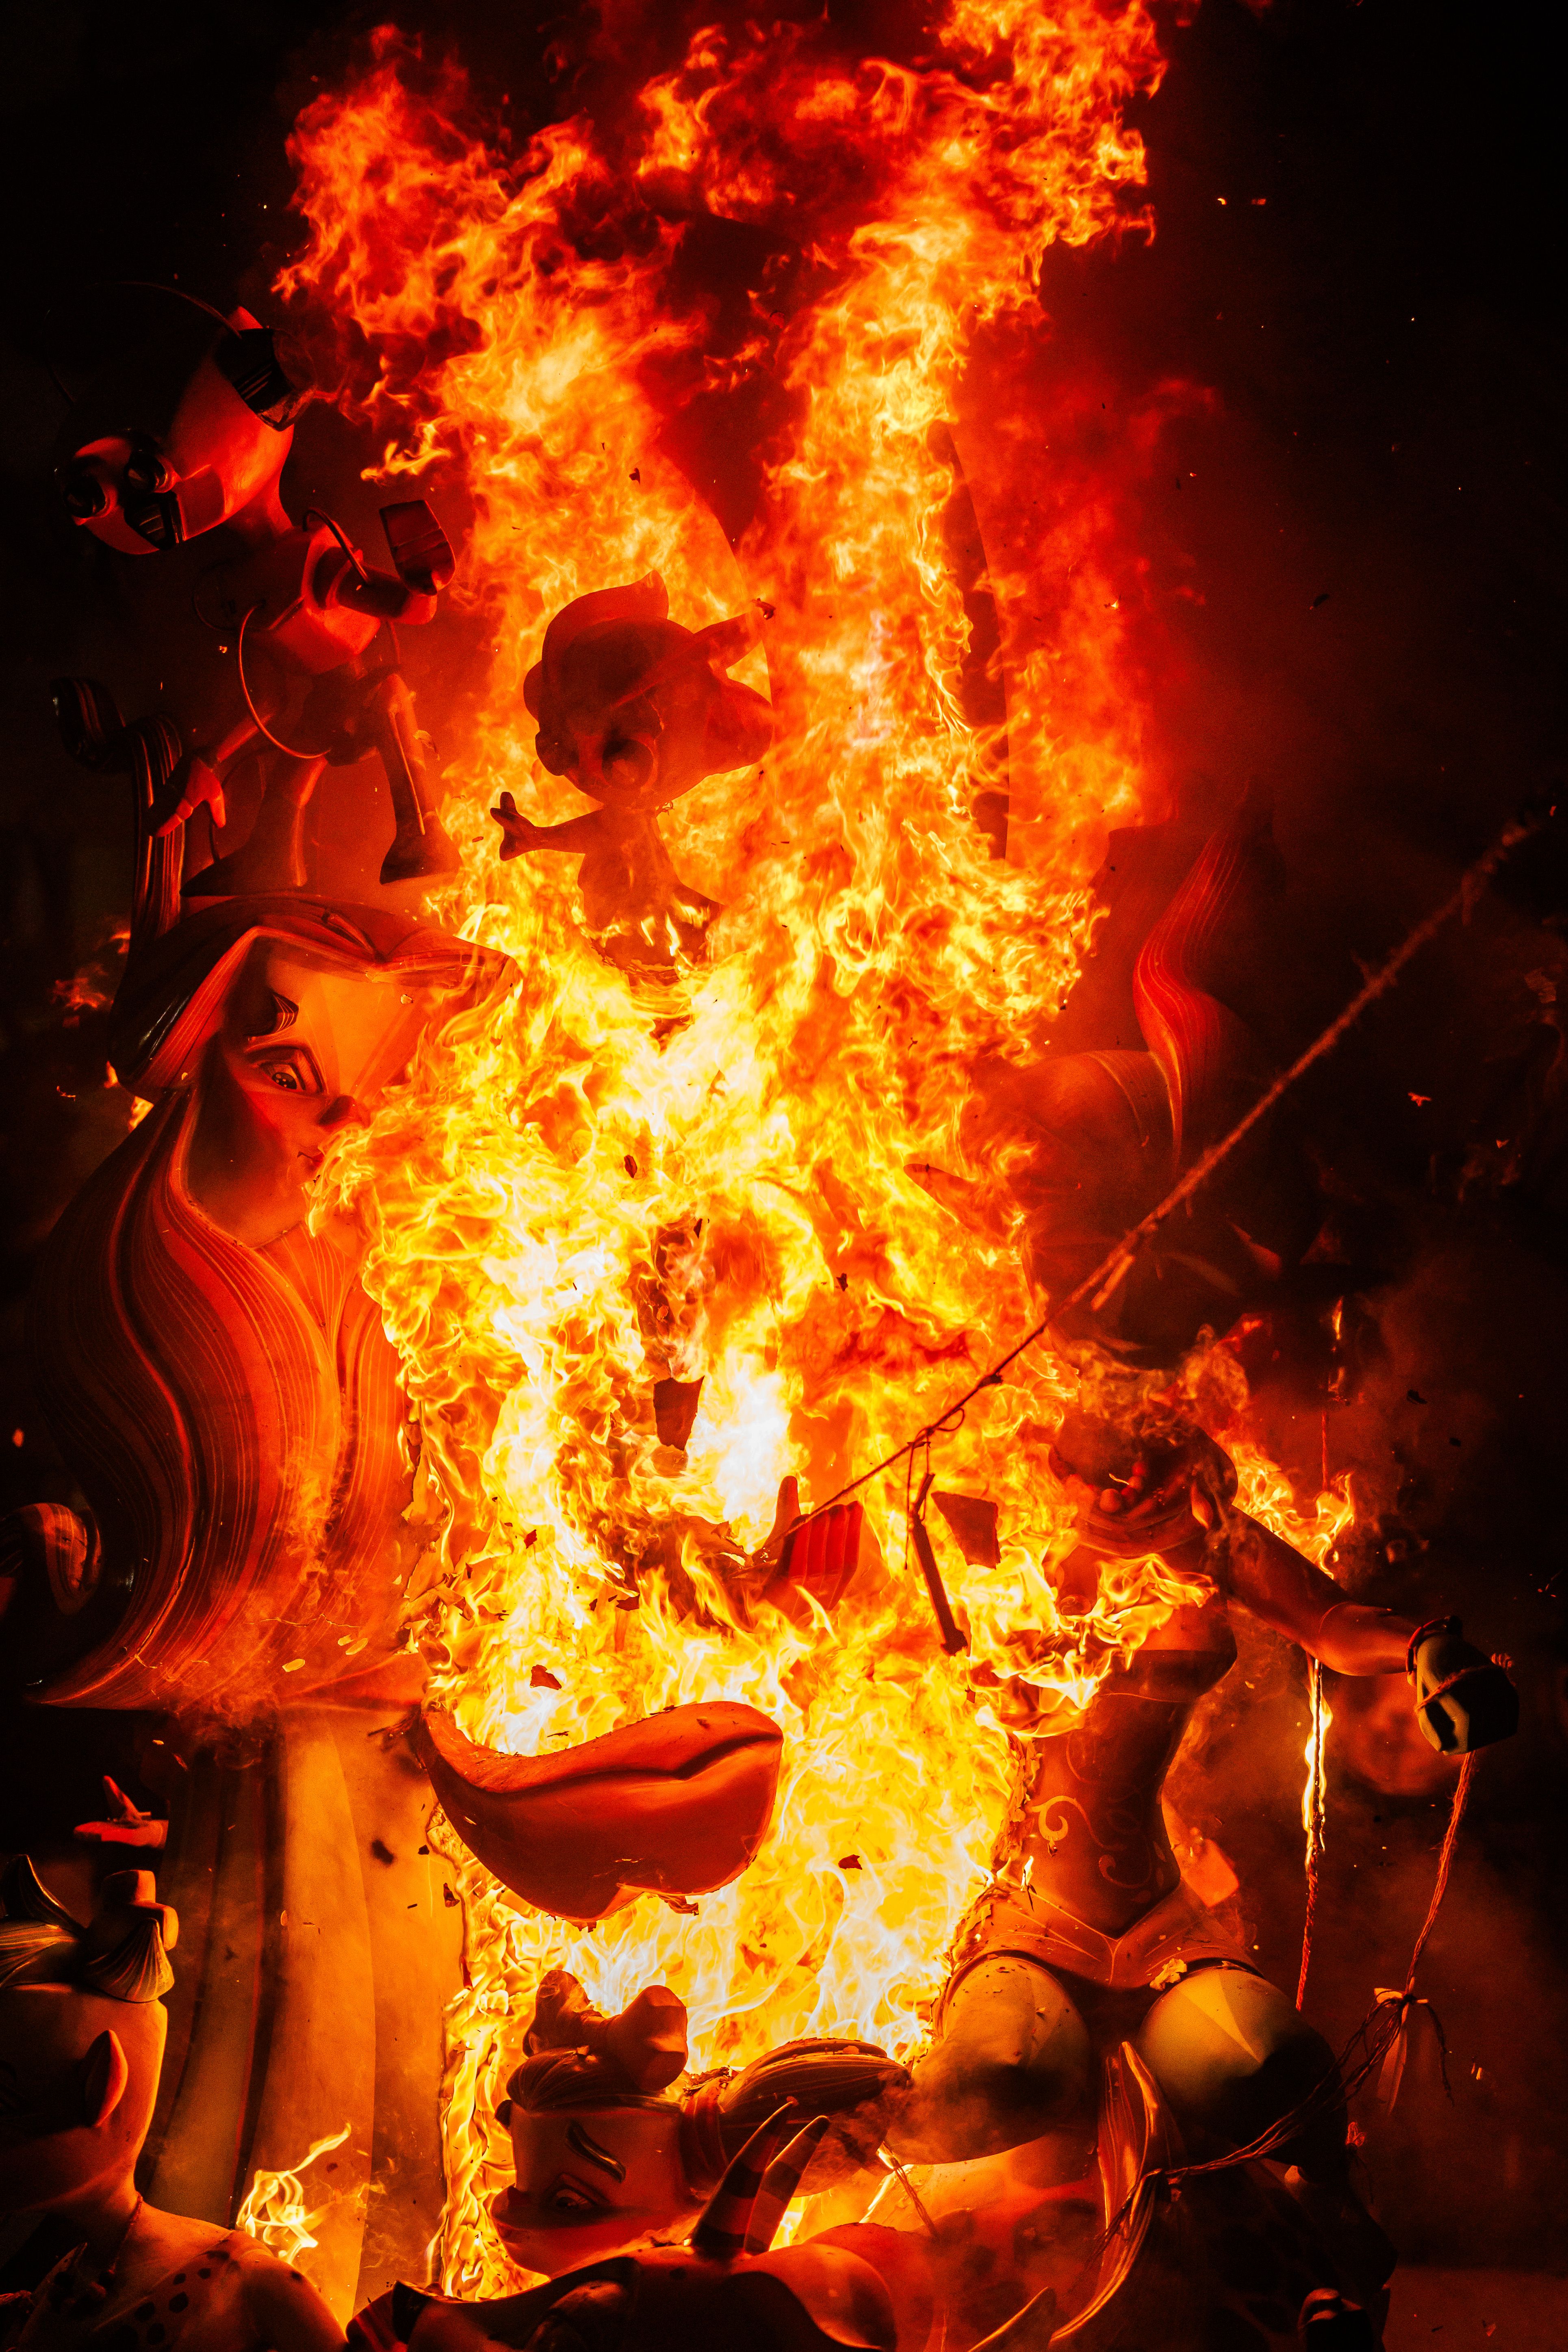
[1192,1479,1518,1756]
[1194,1494,1408,1673]
[1050,1413,1518,1756]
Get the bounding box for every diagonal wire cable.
[794,810,1544,1531]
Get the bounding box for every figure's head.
[525,573,772,810]
[183,937,434,1249]
[0,1859,175,2219]
[23,896,513,1715]
[52,285,309,554]
[488,1971,910,2281]
[111,895,498,1250]
[492,2052,696,2276]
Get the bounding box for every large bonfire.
[277,1,1347,2292]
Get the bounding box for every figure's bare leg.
[887,1955,1094,2166]
[1136,1965,1396,2313]
[1134,1962,1343,2178]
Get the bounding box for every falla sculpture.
[488,1969,907,2274]
[52,282,460,893]
[349,1969,922,2352]
[7,325,1521,2343]
[489,572,773,978]
[4,884,510,1718]
[940,784,1311,1372]
[0,1856,344,2352]
[415,1702,786,1923]
[0,285,513,1717]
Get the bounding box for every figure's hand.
[74,1775,168,1848]
[490,790,545,858]
[153,752,226,838]
[1411,1621,1519,1753]
[756,1479,871,1615]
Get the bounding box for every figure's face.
[56,362,290,555]
[556,683,679,812]
[492,2103,694,2276]
[0,1990,163,2216]
[186,945,430,1249]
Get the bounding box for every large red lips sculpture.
[416,1701,785,1922]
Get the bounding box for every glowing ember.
[270,0,1350,2296]
[1302,1658,1333,1853]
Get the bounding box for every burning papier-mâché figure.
[1,892,510,1721]
[946,785,1314,1372]
[53,282,460,895]
[349,1972,928,2352]
[881,1412,1517,2337]
[0,1858,343,2352]
[490,572,772,976]
[488,1969,908,2275]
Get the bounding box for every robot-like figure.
[53,284,459,893]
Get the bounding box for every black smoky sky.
[0,0,1561,2272]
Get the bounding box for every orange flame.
[236,2124,354,2276]
[269,0,1338,2294]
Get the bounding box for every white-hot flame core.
[275,0,1355,2295]
[236,2124,354,2274]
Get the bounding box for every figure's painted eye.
[251,1045,326,1096]
[602,734,656,792]
[544,2176,601,2215]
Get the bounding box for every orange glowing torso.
[1019,1586,1237,1938]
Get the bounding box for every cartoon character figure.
[2,886,510,1719]
[488,1970,907,2279]
[0,1857,343,2352]
[882,1416,1516,2328]
[345,1972,916,2352]
[52,282,459,894]
[490,574,772,976]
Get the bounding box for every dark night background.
[0,0,1561,2313]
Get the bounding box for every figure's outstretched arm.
[1201,1501,1411,1673]
[1051,1417,1518,1755]
[1195,1486,1517,1754]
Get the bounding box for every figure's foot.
[380,810,462,884]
